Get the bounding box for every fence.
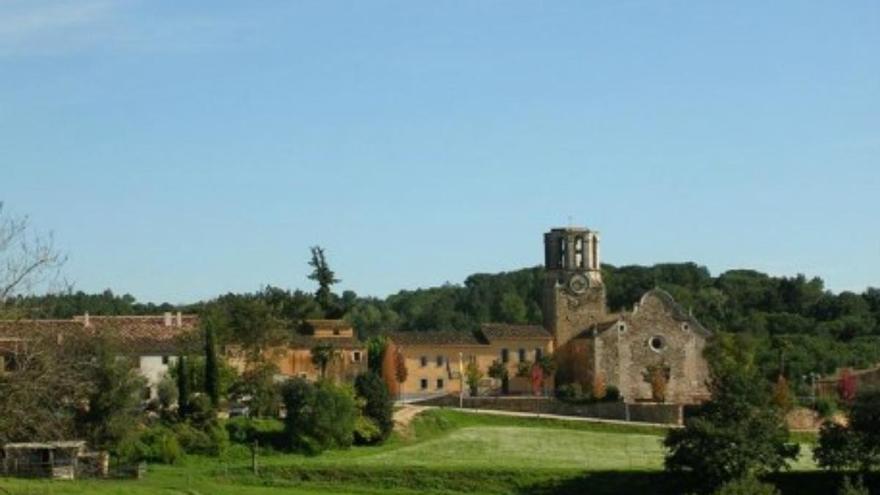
[1,457,144,480]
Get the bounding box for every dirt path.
[393,404,431,433]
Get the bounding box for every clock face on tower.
[567,274,589,294]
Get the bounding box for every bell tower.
[543,227,607,347]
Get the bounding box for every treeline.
[4,261,880,386]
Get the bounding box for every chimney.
[176,311,182,327]
[83,312,90,328]
[163,312,172,327]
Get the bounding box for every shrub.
[354,372,394,443]
[838,476,869,495]
[117,426,182,464]
[187,394,217,430]
[225,417,286,450]
[605,385,621,402]
[814,421,861,472]
[354,414,382,444]
[556,383,582,401]
[465,360,482,396]
[712,476,780,495]
[281,378,357,454]
[815,396,838,419]
[172,422,228,456]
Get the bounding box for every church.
[386,226,711,404]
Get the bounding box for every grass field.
[0,409,822,495]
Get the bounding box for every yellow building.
[385,324,554,400]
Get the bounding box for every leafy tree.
[488,359,509,395]
[664,333,799,490]
[465,360,483,396]
[74,335,146,450]
[308,246,340,317]
[281,378,357,454]
[365,335,387,374]
[229,361,282,417]
[311,342,339,379]
[394,350,408,396]
[815,389,880,472]
[354,372,393,442]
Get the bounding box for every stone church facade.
[388,226,711,404]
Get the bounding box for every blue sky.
[2,1,878,304]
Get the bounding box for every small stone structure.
[2,441,108,480]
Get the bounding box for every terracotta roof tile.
[385,330,487,347]
[480,323,551,341]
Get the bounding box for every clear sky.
[2,1,878,304]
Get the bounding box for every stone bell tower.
[543,227,607,347]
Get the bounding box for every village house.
[0,313,199,400]
[225,319,367,382]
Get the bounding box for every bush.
[117,426,183,464]
[186,394,217,430]
[171,422,228,456]
[556,383,581,401]
[712,476,780,495]
[838,476,869,495]
[815,389,880,472]
[605,385,621,402]
[354,372,394,443]
[354,414,382,444]
[814,421,861,472]
[815,397,838,419]
[281,378,357,454]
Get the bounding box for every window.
[436,355,444,367]
[162,356,170,365]
[618,324,626,333]
[353,351,362,362]
[501,348,509,363]
[518,349,526,362]
[420,379,428,390]
[575,237,584,268]
[534,348,542,361]
[1,353,15,372]
[558,238,566,268]
[437,378,444,389]
[420,356,428,367]
[333,329,340,335]
[649,336,666,352]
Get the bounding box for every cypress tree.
[177,356,190,417]
[205,326,220,406]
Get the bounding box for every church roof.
[385,330,487,347]
[480,323,551,341]
[638,288,712,336]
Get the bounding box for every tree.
[204,325,220,406]
[488,359,509,395]
[771,375,794,412]
[75,335,146,450]
[644,363,670,403]
[664,334,799,490]
[281,378,357,454]
[394,350,408,397]
[0,203,66,303]
[465,360,483,396]
[354,372,393,442]
[311,342,339,379]
[177,356,190,417]
[366,335,387,374]
[229,361,282,417]
[308,246,340,316]
[815,389,880,472]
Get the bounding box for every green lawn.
[0,409,820,495]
